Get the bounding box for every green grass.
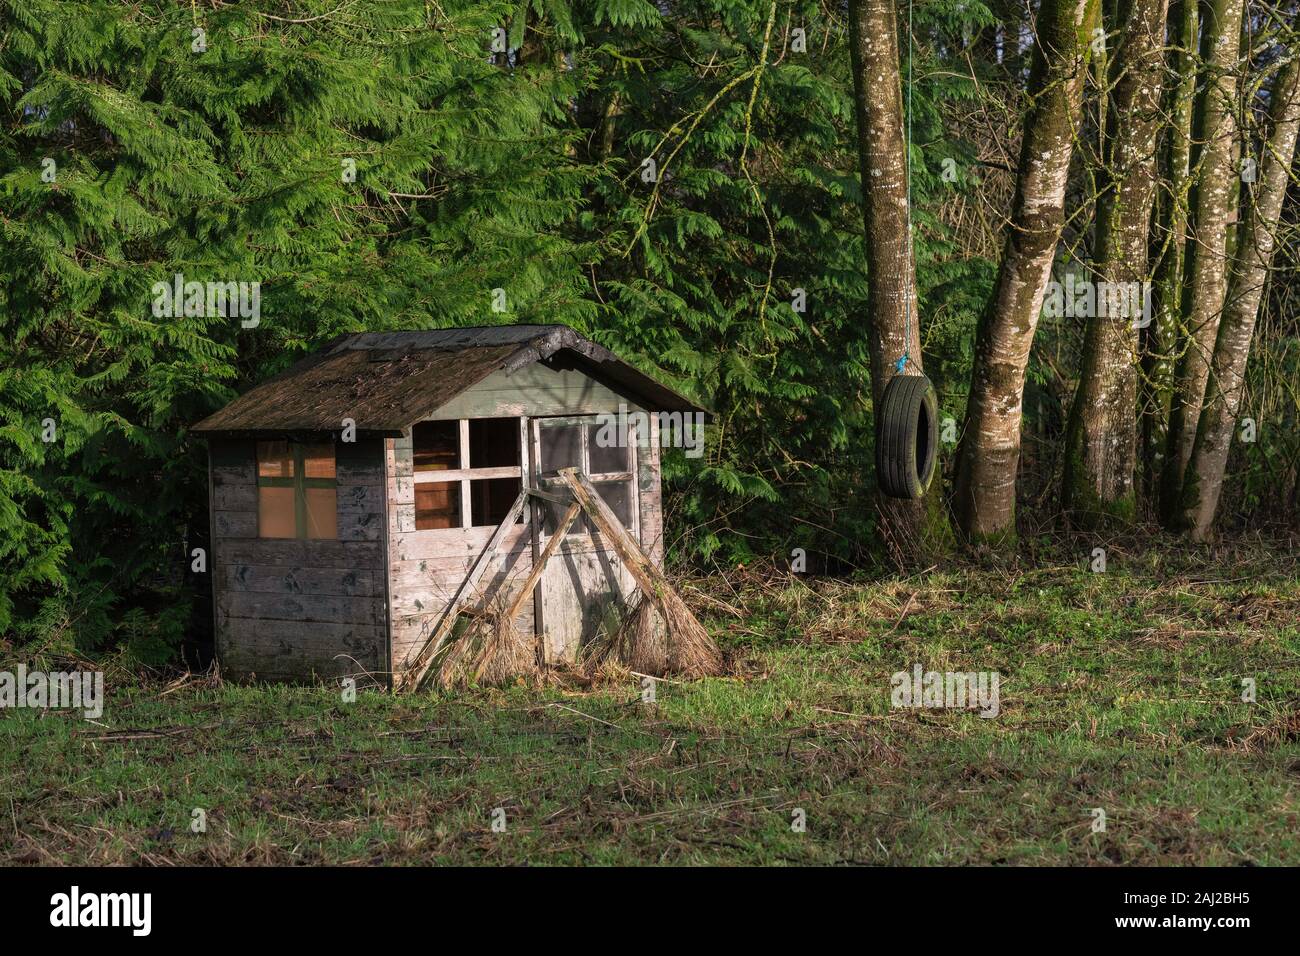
[3,541,1298,865]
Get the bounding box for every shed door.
[531,415,640,663]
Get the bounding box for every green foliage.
[1,0,593,659]
[18,0,1259,661]
[567,0,998,567]
[572,0,877,565]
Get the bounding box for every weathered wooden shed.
[191,325,706,688]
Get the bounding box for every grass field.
[3,538,1299,865]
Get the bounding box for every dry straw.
[586,589,722,679]
[430,597,538,689]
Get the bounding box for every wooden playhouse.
[191,325,707,689]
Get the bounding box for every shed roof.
[191,325,707,437]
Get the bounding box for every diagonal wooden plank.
[471,500,583,682]
[556,468,665,604]
[557,467,720,676]
[394,489,527,693]
[498,501,582,631]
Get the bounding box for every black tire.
[876,373,939,500]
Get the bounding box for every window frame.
[531,414,639,539]
[411,418,526,530]
[256,441,338,539]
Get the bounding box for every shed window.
[257,441,337,539]
[412,418,522,530]
[412,420,458,474]
[534,417,638,535]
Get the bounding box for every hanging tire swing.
[875,0,938,502]
[876,373,939,500]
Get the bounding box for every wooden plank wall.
[207,393,670,685]
[540,547,636,663]
[639,415,665,565]
[210,437,389,685]
[384,436,535,675]
[381,396,668,678]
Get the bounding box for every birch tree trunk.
[1061,0,1169,524]
[1141,0,1198,500]
[1181,54,1300,538]
[848,0,951,561]
[1158,0,1245,522]
[952,0,1101,542]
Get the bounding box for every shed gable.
[428,361,644,420]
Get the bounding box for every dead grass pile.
[431,597,538,689]
[585,590,722,679]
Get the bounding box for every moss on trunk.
[953,0,1102,547]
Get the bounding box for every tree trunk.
[847,0,951,562]
[1158,0,1245,522]
[1181,54,1300,538]
[600,91,622,159]
[1061,0,1169,524]
[1141,0,1198,501]
[952,0,1101,543]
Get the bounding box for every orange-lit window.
[414,481,460,531]
[412,418,522,529]
[257,440,337,539]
